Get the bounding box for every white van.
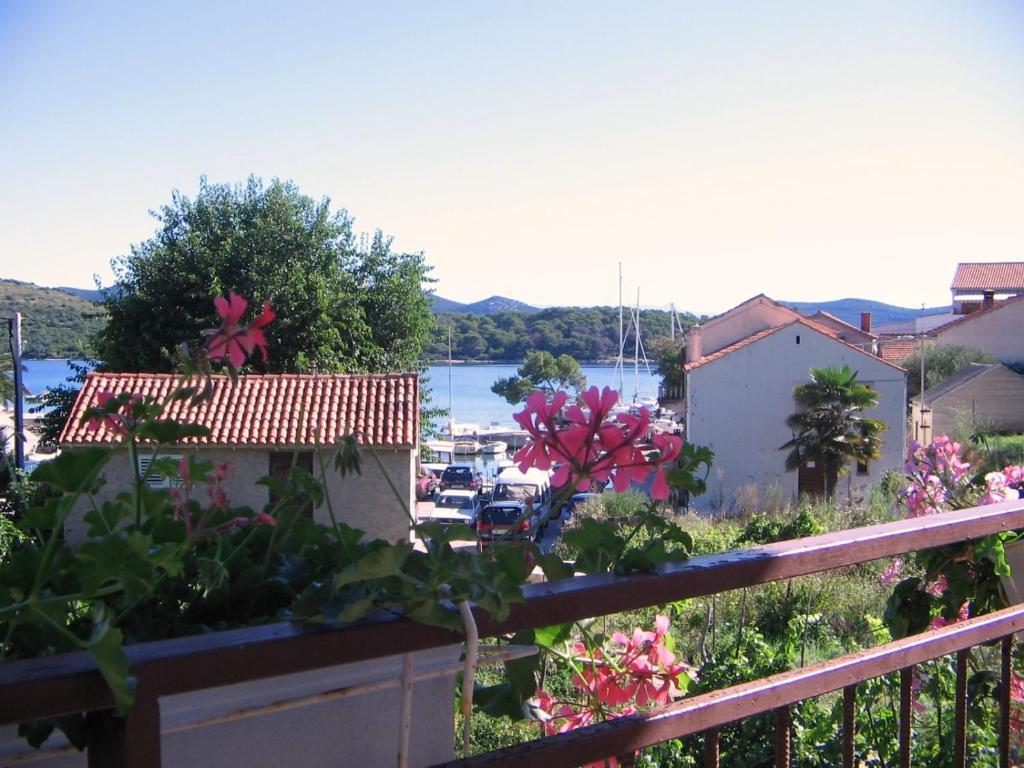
[490,467,552,527]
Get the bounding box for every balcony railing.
[2,498,1023,767]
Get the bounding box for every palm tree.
[780,365,886,498]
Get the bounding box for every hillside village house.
[878,262,1024,366]
[949,261,1024,316]
[60,372,419,544]
[681,295,906,512]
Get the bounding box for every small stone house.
[60,372,419,544]
[911,363,1024,442]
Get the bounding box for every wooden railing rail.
[1,498,1022,766]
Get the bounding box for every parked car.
[440,464,479,492]
[477,501,539,549]
[415,471,439,501]
[491,468,552,531]
[422,463,448,483]
[562,492,598,520]
[419,490,482,528]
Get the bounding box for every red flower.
[513,386,683,500]
[207,292,275,368]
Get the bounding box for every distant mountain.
[430,294,539,315]
[780,298,951,328]
[54,286,106,302]
[429,294,470,313]
[0,280,105,358]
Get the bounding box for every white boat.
[453,439,482,455]
[480,440,508,455]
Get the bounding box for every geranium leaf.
[31,448,110,492]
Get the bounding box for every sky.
[1,1,1023,316]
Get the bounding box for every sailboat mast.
[634,288,640,402]
[617,263,624,399]
[447,324,454,434]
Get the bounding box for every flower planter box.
[0,644,462,768]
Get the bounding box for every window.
[137,454,183,489]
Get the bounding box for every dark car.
[477,501,538,549]
[440,464,479,492]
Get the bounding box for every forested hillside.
[425,306,699,361]
[0,280,104,358]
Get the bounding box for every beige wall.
[65,445,414,545]
[914,366,1024,439]
[698,298,797,356]
[685,324,906,513]
[934,300,1024,364]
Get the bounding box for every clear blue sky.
[2,1,1022,314]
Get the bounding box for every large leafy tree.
[39,178,434,444]
[901,344,996,401]
[780,365,886,498]
[491,351,586,405]
[95,177,433,375]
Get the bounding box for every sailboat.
[612,265,658,412]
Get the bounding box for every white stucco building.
[682,295,907,512]
[60,372,419,544]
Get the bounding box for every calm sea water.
[20,360,659,428]
[424,363,658,429]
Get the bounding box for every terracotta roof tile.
[60,373,419,448]
[878,339,919,364]
[951,262,1024,292]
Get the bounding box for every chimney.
[686,325,703,364]
[860,312,872,334]
[982,291,995,311]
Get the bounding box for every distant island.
[4,279,950,362]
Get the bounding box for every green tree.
[780,366,886,498]
[0,350,14,406]
[95,177,433,375]
[901,344,996,401]
[491,351,587,405]
[648,337,686,391]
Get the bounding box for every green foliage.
[648,336,686,390]
[0,280,105,359]
[428,305,699,362]
[903,344,996,400]
[491,351,586,405]
[94,177,434,375]
[736,505,826,546]
[780,365,886,497]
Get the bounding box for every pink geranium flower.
[207,292,276,368]
[513,386,683,500]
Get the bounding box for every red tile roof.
[878,339,918,364]
[685,318,904,372]
[60,373,420,448]
[951,262,1024,292]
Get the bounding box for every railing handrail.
[2,497,1022,727]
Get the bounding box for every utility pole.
[9,313,25,470]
